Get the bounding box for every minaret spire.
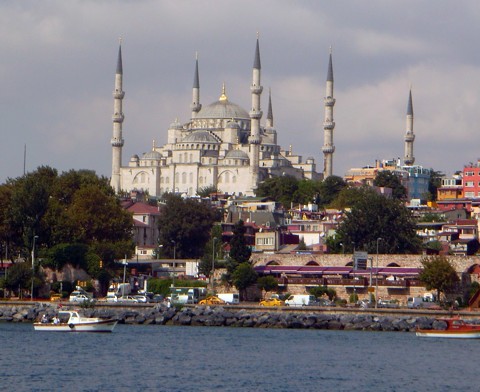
[322,47,336,178]
[266,88,273,128]
[191,52,202,118]
[404,88,415,165]
[248,34,263,194]
[110,41,125,193]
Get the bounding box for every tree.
[373,170,407,200]
[419,255,459,300]
[425,169,444,202]
[157,193,216,258]
[4,262,33,297]
[227,220,252,274]
[335,188,421,253]
[255,175,299,207]
[318,175,347,207]
[198,224,223,277]
[232,262,258,300]
[257,275,278,294]
[197,185,219,198]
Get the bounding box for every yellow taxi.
[259,298,284,307]
[199,295,226,305]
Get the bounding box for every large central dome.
[196,85,249,120]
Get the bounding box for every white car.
[70,294,95,303]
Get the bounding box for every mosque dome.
[169,119,183,130]
[225,149,249,160]
[182,131,219,143]
[196,84,249,120]
[142,150,162,160]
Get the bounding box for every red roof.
[126,202,161,215]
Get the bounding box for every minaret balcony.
[322,145,335,154]
[248,135,260,144]
[404,134,415,142]
[324,97,336,106]
[112,113,124,123]
[323,121,335,130]
[111,138,124,147]
[190,103,202,112]
[250,85,263,94]
[113,90,125,99]
[249,110,263,119]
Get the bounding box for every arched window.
[182,172,187,183]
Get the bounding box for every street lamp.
[30,235,39,301]
[171,240,176,288]
[375,237,383,308]
[122,255,127,299]
[211,238,217,293]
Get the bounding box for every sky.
[2,1,480,184]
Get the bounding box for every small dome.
[170,119,183,130]
[225,149,249,160]
[226,121,240,129]
[182,131,219,143]
[130,154,139,161]
[142,150,162,160]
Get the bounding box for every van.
[285,295,319,307]
[217,293,240,304]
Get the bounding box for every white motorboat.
[33,310,117,332]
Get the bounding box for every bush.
[349,293,359,303]
[309,285,337,300]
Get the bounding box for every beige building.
[110,39,330,197]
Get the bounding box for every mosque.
[110,38,336,197]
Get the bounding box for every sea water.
[0,323,476,392]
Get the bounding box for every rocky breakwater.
[0,302,473,332]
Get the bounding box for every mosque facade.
[110,38,333,197]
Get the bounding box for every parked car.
[134,295,149,303]
[199,296,226,305]
[151,294,164,303]
[259,298,284,307]
[357,300,374,309]
[116,295,139,303]
[317,298,336,307]
[378,299,400,308]
[70,294,95,303]
[285,295,319,307]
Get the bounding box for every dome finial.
[219,82,228,101]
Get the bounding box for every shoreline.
[1,301,479,332]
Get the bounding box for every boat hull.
[416,329,480,338]
[33,319,117,333]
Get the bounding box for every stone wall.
[251,253,480,272]
[2,302,480,332]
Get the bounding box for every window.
[465,181,474,187]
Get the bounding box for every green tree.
[257,275,278,294]
[197,185,219,198]
[227,220,252,274]
[425,169,444,202]
[157,193,216,258]
[255,175,299,207]
[232,262,258,300]
[318,175,347,207]
[335,188,421,253]
[419,255,460,300]
[373,170,407,200]
[198,224,223,277]
[309,285,337,300]
[4,262,34,297]
[329,186,366,210]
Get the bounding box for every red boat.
[416,316,480,338]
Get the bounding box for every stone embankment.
[1,302,478,332]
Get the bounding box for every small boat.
[416,316,480,338]
[34,310,117,333]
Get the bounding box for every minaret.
[322,48,336,178]
[110,43,125,193]
[248,35,263,193]
[404,89,415,166]
[266,88,273,129]
[191,53,201,119]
